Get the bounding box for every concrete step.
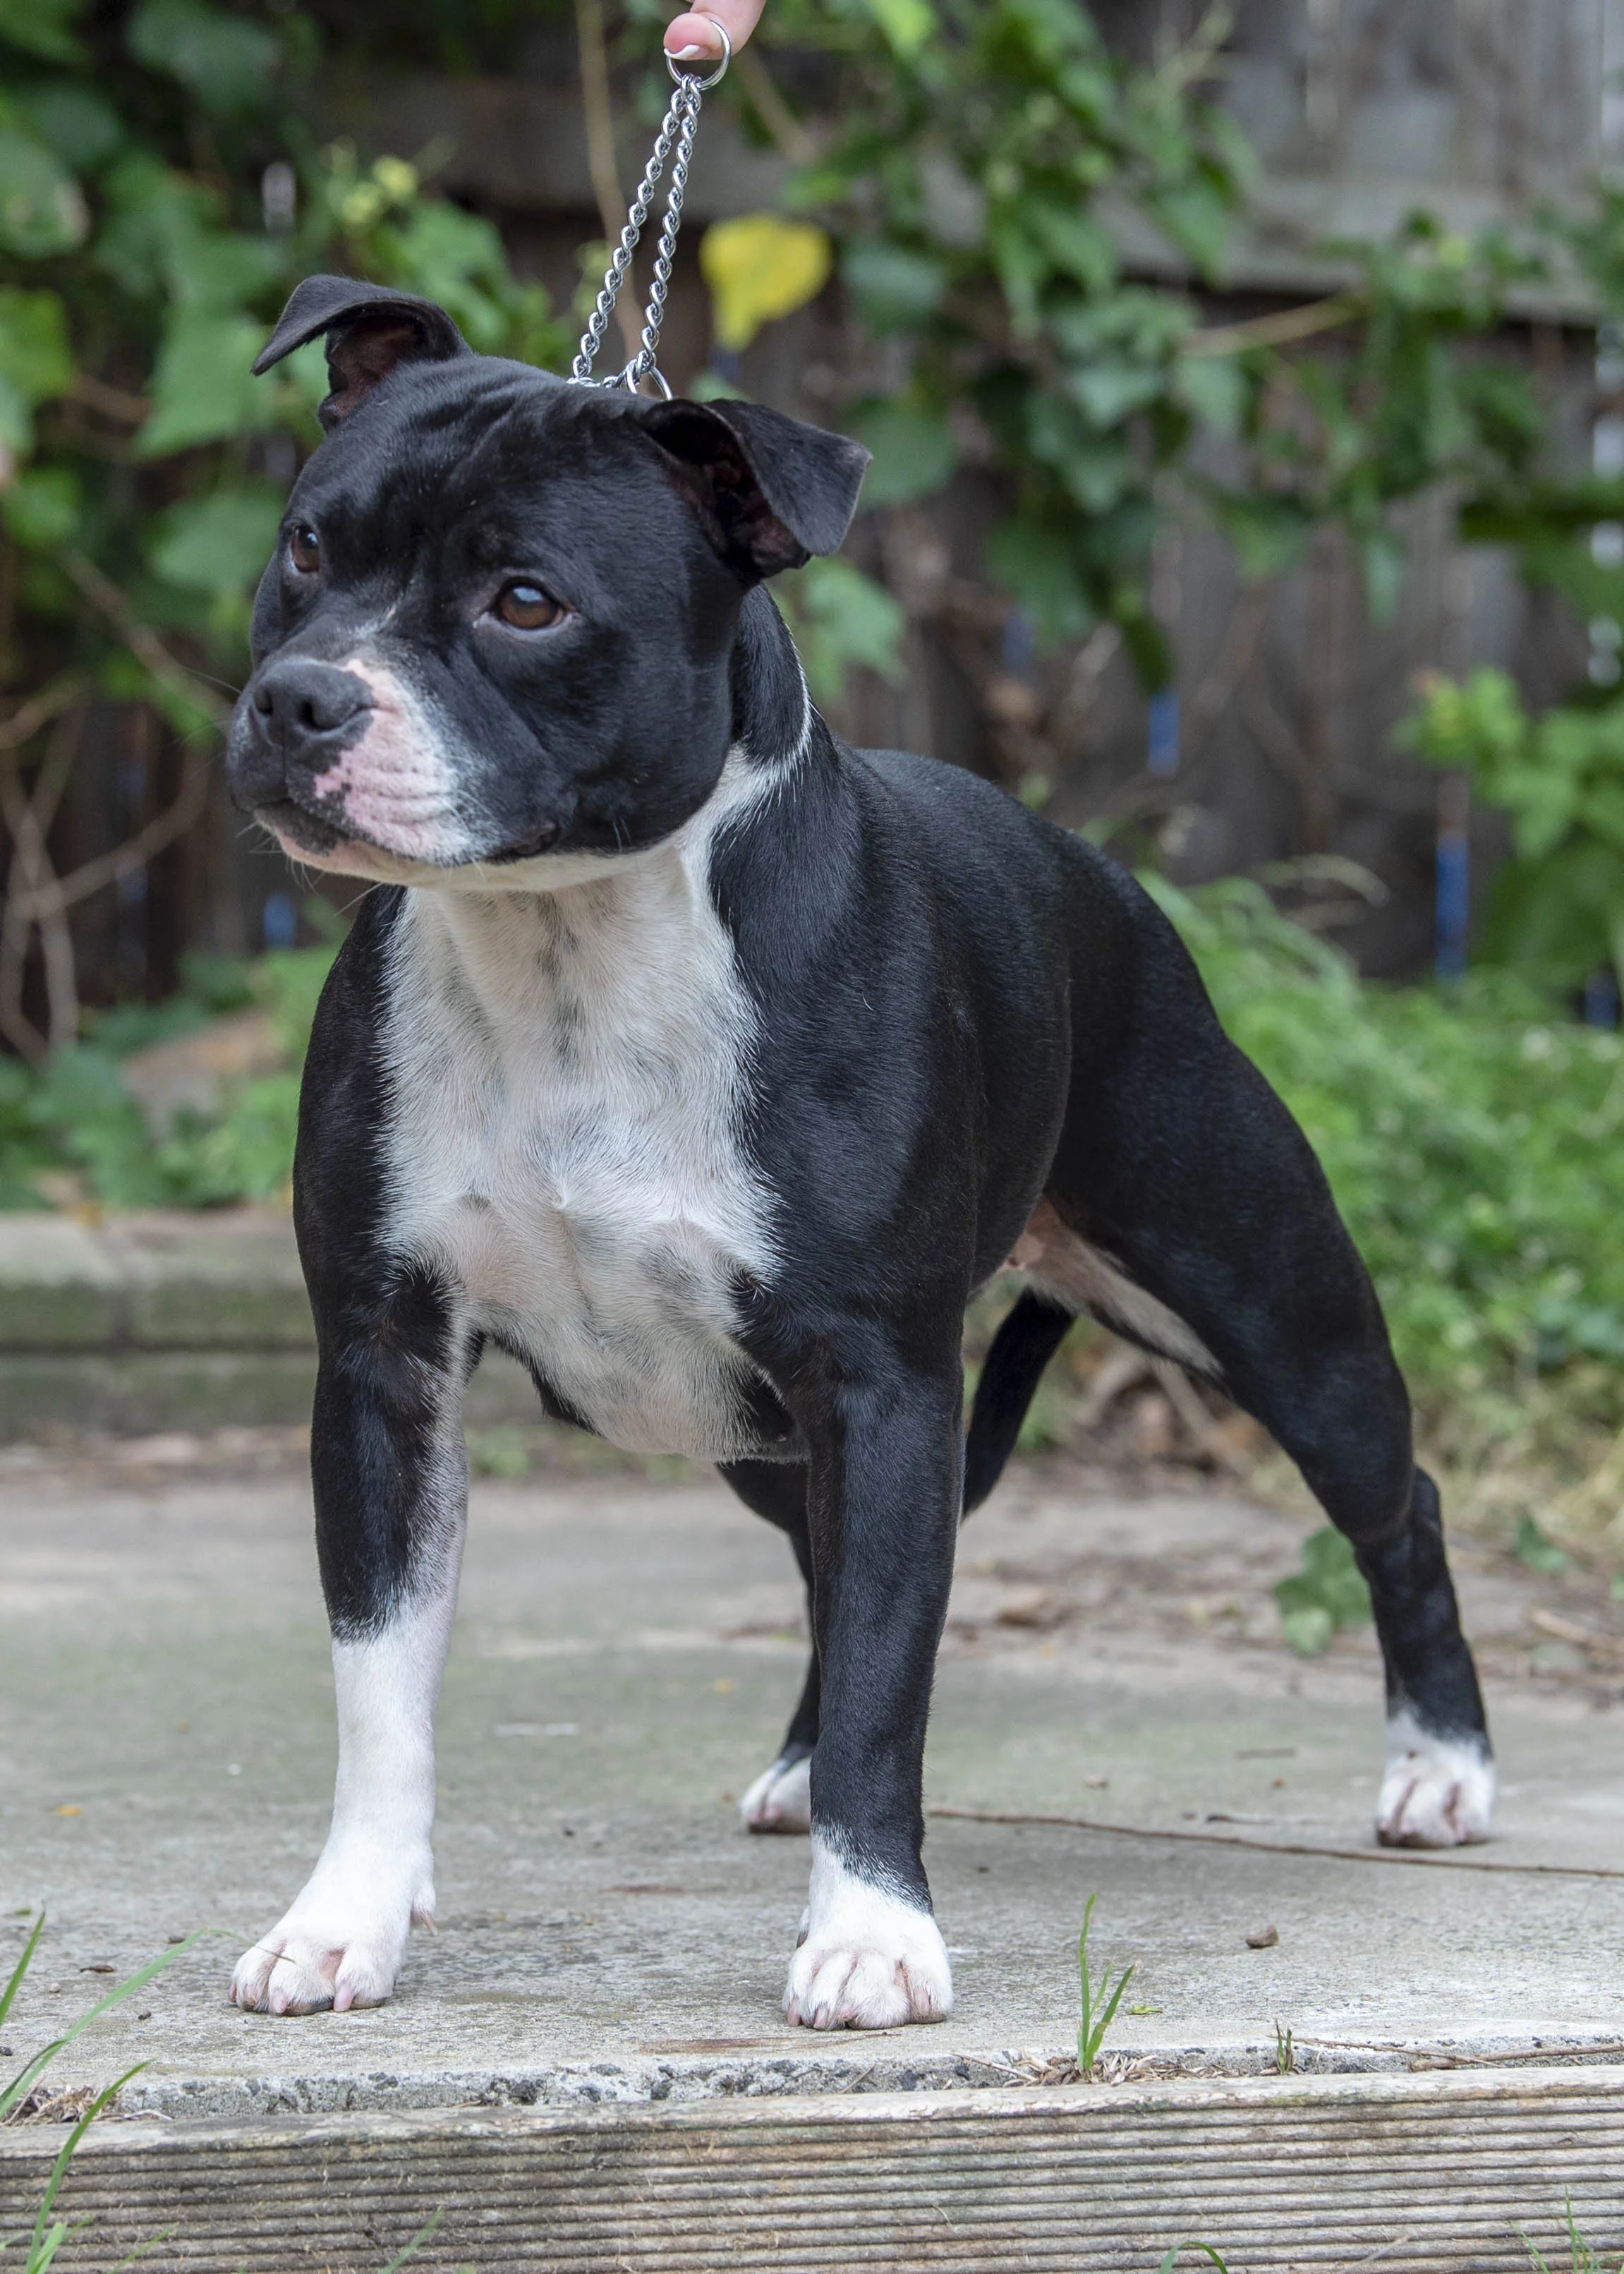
[0,1209,537,1436]
[2,2069,1621,2270]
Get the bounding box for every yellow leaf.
[700,214,833,352]
[53,1803,83,1815]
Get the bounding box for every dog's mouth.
[256,798,568,877]
[254,798,427,879]
[257,799,346,856]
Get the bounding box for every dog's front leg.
[781,1354,960,2031]
[231,1275,467,2015]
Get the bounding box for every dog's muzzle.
[229,659,373,812]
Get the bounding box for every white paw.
[783,1834,953,2030]
[741,1753,811,1833]
[1376,1714,1496,1848]
[229,1851,432,2014]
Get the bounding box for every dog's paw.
[1376,1718,1495,1848]
[783,1838,952,2030]
[229,1853,432,2014]
[741,1752,811,1834]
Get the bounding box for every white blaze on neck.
[378,751,784,1460]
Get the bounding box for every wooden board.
[2,2067,1621,2270]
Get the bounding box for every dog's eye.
[495,581,563,631]
[288,524,321,576]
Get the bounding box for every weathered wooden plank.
[2,2068,1620,2271]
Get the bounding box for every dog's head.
[227,276,869,885]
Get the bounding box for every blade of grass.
[1158,2246,1232,2272]
[0,2067,144,2270]
[378,2208,444,2273]
[1077,1891,1137,2073]
[107,2234,178,2272]
[2,1932,203,2122]
[0,1920,45,2037]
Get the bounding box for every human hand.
[664,1,765,64]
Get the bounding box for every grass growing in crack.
[1,1922,475,2273]
[1273,2019,1295,2074]
[1077,1893,1136,2077]
[0,1914,197,2270]
[1518,2194,1624,2273]
[1157,2247,1231,2272]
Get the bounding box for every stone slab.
[0,1460,1620,2131]
[0,1211,541,1433]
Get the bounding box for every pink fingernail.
[672,42,713,56]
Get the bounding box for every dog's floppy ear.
[638,397,870,579]
[252,275,471,431]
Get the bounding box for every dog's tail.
[962,1290,1075,1517]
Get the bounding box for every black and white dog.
[225,276,1493,2031]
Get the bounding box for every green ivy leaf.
[12,84,123,171]
[1207,490,1312,581]
[147,485,284,597]
[0,370,30,456]
[1065,358,1165,430]
[1479,842,1624,985]
[1357,527,1406,623]
[136,310,275,456]
[1274,1529,1370,1655]
[840,240,946,334]
[0,129,89,257]
[861,0,935,59]
[845,399,957,507]
[0,464,81,548]
[1173,353,1245,440]
[775,556,904,706]
[985,518,1092,647]
[0,287,73,404]
[0,0,86,63]
[126,0,281,113]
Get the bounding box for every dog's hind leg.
[962,1290,1075,1516]
[1042,887,1492,1848]
[719,1459,817,1832]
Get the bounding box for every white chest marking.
[379,759,780,1458]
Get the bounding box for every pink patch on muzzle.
[303,663,465,863]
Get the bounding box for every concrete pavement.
[1,1445,1620,2118]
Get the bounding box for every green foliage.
[1517,2194,1623,2274]
[0,943,333,1209]
[1399,670,1624,989]
[768,0,1250,677]
[1513,1513,1570,1574]
[0,0,569,734]
[1148,875,1624,1432]
[1273,1526,1372,1657]
[1076,1890,1135,2075]
[775,555,905,703]
[748,6,1561,675]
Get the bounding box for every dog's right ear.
[253,276,471,431]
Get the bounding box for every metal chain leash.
[571,30,730,397]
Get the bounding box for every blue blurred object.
[1001,607,1034,679]
[1434,821,1470,980]
[262,892,298,951]
[1582,968,1620,1028]
[1147,688,1179,778]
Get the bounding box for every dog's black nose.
[252,658,372,756]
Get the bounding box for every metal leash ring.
[571,25,730,397]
